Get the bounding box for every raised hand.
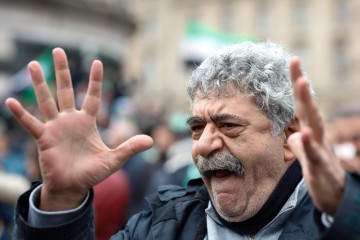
[287,57,346,216]
[6,48,153,211]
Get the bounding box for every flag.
[10,48,55,105]
[180,20,259,65]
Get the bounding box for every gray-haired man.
[9,42,360,239]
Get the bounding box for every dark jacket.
[13,174,360,240]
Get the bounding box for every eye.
[219,122,238,129]
[218,122,244,137]
[189,124,205,140]
[190,124,204,133]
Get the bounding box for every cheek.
[236,137,283,167]
[255,144,284,175]
[228,137,254,159]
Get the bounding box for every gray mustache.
[196,152,245,177]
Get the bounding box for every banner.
[180,20,259,65]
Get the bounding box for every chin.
[214,200,247,222]
[218,209,247,222]
[220,214,240,223]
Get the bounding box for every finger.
[290,57,309,122]
[295,77,324,142]
[290,57,303,82]
[290,58,323,142]
[300,127,323,165]
[28,61,59,121]
[6,98,44,139]
[290,57,307,121]
[110,135,153,168]
[53,48,75,111]
[82,60,103,116]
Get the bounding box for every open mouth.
[204,169,234,178]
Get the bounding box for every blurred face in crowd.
[25,140,41,181]
[152,125,176,155]
[188,87,295,222]
[333,115,360,171]
[0,133,9,159]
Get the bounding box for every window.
[221,2,235,32]
[293,43,310,74]
[294,0,309,28]
[256,0,270,31]
[334,41,349,81]
[143,18,157,43]
[334,0,349,25]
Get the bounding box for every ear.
[283,117,300,162]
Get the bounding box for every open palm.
[6,48,153,210]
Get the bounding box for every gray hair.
[187,41,298,135]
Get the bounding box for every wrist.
[39,187,88,211]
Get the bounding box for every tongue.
[214,170,232,178]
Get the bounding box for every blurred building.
[0,0,359,119]
[0,0,135,102]
[0,0,140,163]
[126,0,360,118]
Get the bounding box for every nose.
[195,125,223,157]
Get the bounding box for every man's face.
[188,89,290,222]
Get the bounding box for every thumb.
[112,134,153,165]
[287,132,306,165]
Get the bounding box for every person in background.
[7,41,360,239]
[24,139,41,183]
[143,122,180,194]
[330,104,360,172]
[145,112,200,195]
[93,171,130,240]
[0,133,29,240]
[105,119,157,220]
[93,120,133,239]
[0,170,29,240]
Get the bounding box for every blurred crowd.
[0,73,201,240]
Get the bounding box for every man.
[331,104,360,172]
[0,133,30,240]
[8,42,360,239]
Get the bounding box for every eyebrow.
[186,116,205,125]
[186,113,249,125]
